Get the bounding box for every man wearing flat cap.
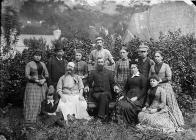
[89,36,115,68]
[47,43,67,97]
[136,43,154,79]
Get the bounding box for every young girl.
[138,75,181,133]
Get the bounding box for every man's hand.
[114,85,120,93]
[130,97,137,102]
[84,86,89,93]
[79,95,85,101]
[142,107,146,112]
[118,96,124,101]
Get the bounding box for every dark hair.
[129,60,138,68]
[33,49,42,56]
[120,46,128,52]
[155,50,163,57]
[75,49,83,56]
[149,74,160,81]
[47,92,54,97]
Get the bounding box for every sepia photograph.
[1,0,196,139]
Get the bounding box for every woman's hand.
[118,96,124,101]
[39,79,46,85]
[130,97,138,102]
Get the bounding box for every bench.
[84,89,118,117]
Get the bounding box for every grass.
[0,107,196,140]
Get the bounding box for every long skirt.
[117,98,142,124]
[57,94,90,121]
[138,106,178,133]
[159,83,184,126]
[23,83,47,123]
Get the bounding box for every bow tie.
[47,100,54,106]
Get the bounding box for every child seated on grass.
[40,92,64,127]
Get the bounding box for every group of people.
[23,36,185,133]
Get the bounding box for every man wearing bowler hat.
[89,36,115,67]
[47,43,67,98]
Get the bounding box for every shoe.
[56,120,64,128]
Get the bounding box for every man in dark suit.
[47,43,67,99]
[84,58,119,122]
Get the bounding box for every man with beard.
[56,62,91,123]
[89,37,115,71]
[85,58,120,122]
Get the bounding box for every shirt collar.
[121,57,128,61]
[47,99,54,106]
[131,72,140,78]
[56,57,62,61]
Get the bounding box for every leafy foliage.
[1,6,20,53]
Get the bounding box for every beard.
[97,65,104,71]
[67,69,74,75]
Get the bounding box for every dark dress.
[117,74,147,124]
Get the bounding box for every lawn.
[0,106,196,140]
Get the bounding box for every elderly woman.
[149,51,184,127]
[117,62,147,125]
[115,47,130,90]
[23,49,49,127]
[56,62,90,123]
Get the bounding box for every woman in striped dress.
[115,48,130,90]
[138,75,179,133]
[23,49,49,127]
[149,51,184,127]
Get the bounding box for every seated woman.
[138,75,179,133]
[149,51,184,127]
[117,62,147,125]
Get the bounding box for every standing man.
[85,58,119,122]
[136,43,154,79]
[47,43,67,96]
[73,49,88,85]
[89,37,115,71]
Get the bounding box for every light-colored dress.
[24,61,48,123]
[138,86,178,132]
[56,74,90,121]
[149,62,184,126]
